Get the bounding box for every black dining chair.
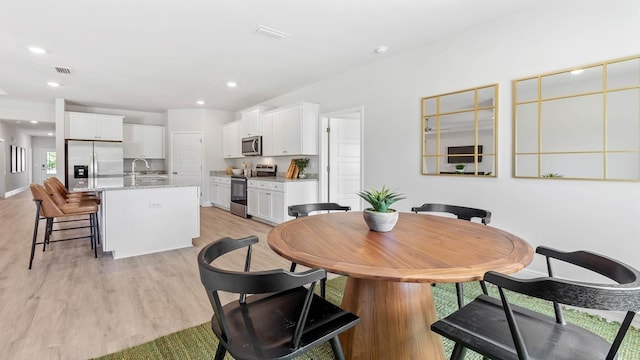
[431,246,640,360]
[411,203,492,308]
[197,236,360,360]
[287,202,351,298]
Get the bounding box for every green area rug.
[95,276,640,360]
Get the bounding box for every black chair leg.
[455,282,464,309]
[321,278,326,298]
[329,336,346,360]
[213,344,226,360]
[91,214,98,258]
[450,343,467,360]
[29,205,41,269]
[289,262,297,272]
[44,217,53,251]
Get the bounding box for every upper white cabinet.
[65,112,124,141]
[263,102,319,156]
[222,121,243,158]
[123,124,165,159]
[240,106,268,137]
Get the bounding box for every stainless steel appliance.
[241,135,262,156]
[229,176,249,218]
[229,163,276,218]
[66,140,124,189]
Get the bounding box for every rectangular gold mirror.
[513,55,640,181]
[421,84,498,176]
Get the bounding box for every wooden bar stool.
[45,177,99,204]
[29,183,100,269]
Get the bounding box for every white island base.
[101,185,200,259]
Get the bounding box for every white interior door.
[171,132,203,203]
[320,108,363,210]
[0,139,5,197]
[33,148,56,184]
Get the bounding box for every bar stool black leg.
[43,217,53,252]
[91,213,98,258]
[29,201,42,269]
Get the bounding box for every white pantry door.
[320,108,363,210]
[171,132,203,202]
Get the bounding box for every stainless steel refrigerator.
[66,140,124,189]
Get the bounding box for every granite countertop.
[72,175,199,191]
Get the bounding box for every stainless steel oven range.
[229,163,277,218]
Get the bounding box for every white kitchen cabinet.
[267,102,319,156]
[65,112,124,141]
[222,121,243,158]
[261,112,274,156]
[240,106,268,137]
[209,176,231,209]
[247,179,317,225]
[123,124,165,158]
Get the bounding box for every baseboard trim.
[4,186,28,198]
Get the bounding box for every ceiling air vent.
[54,66,73,74]
[254,25,290,40]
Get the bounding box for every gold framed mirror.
[513,55,640,181]
[421,84,498,176]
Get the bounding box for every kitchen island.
[74,176,200,259]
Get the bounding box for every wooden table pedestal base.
[339,277,445,360]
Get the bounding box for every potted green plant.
[455,163,466,174]
[294,158,310,178]
[357,186,405,232]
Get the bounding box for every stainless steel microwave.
[241,136,262,156]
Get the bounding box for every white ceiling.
[0,0,536,120]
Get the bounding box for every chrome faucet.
[131,158,150,177]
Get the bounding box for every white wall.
[167,108,234,202]
[0,121,32,195]
[254,1,640,277]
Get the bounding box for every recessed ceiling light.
[27,46,47,54]
[374,46,389,54]
[226,81,237,88]
[47,81,60,87]
[30,120,38,124]
[571,69,584,75]
[254,25,290,40]
[47,133,54,136]
[196,100,205,105]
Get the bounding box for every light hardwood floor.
[0,189,292,360]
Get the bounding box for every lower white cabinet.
[247,179,317,225]
[210,176,231,209]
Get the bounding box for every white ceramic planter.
[362,209,399,232]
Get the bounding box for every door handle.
[172,172,178,174]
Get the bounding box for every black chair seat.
[432,294,616,360]
[214,287,359,360]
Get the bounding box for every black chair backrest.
[198,236,325,295]
[486,246,640,312]
[411,203,491,225]
[288,202,351,218]
[485,246,640,359]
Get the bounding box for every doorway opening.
[319,107,363,210]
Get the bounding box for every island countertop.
[71,176,199,192]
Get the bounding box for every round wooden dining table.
[268,211,533,360]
